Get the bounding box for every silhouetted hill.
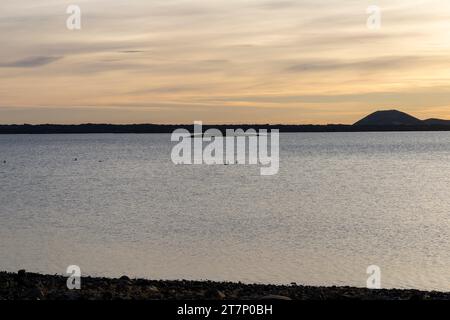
[353,110,424,126]
[423,118,450,126]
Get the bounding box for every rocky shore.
[1,270,450,300]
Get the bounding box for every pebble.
[148,285,160,293]
[260,295,292,300]
[205,289,226,299]
[27,287,44,300]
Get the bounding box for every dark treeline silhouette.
[2,110,450,134]
[0,123,346,134]
[2,123,450,134]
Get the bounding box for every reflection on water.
[1,132,450,291]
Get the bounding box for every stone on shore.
[1,271,450,300]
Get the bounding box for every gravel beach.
[1,271,450,300]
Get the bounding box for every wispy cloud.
[0,56,62,68]
[286,56,446,73]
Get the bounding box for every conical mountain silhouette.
[354,110,424,126]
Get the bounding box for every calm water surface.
[1,132,450,291]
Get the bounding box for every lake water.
[1,132,450,291]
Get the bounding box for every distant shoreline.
[1,271,449,300]
[3,124,450,134]
[3,110,450,133]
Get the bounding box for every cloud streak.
[0,56,62,68]
[286,56,430,73]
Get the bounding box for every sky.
[1,0,450,124]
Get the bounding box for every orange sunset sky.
[1,0,450,124]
